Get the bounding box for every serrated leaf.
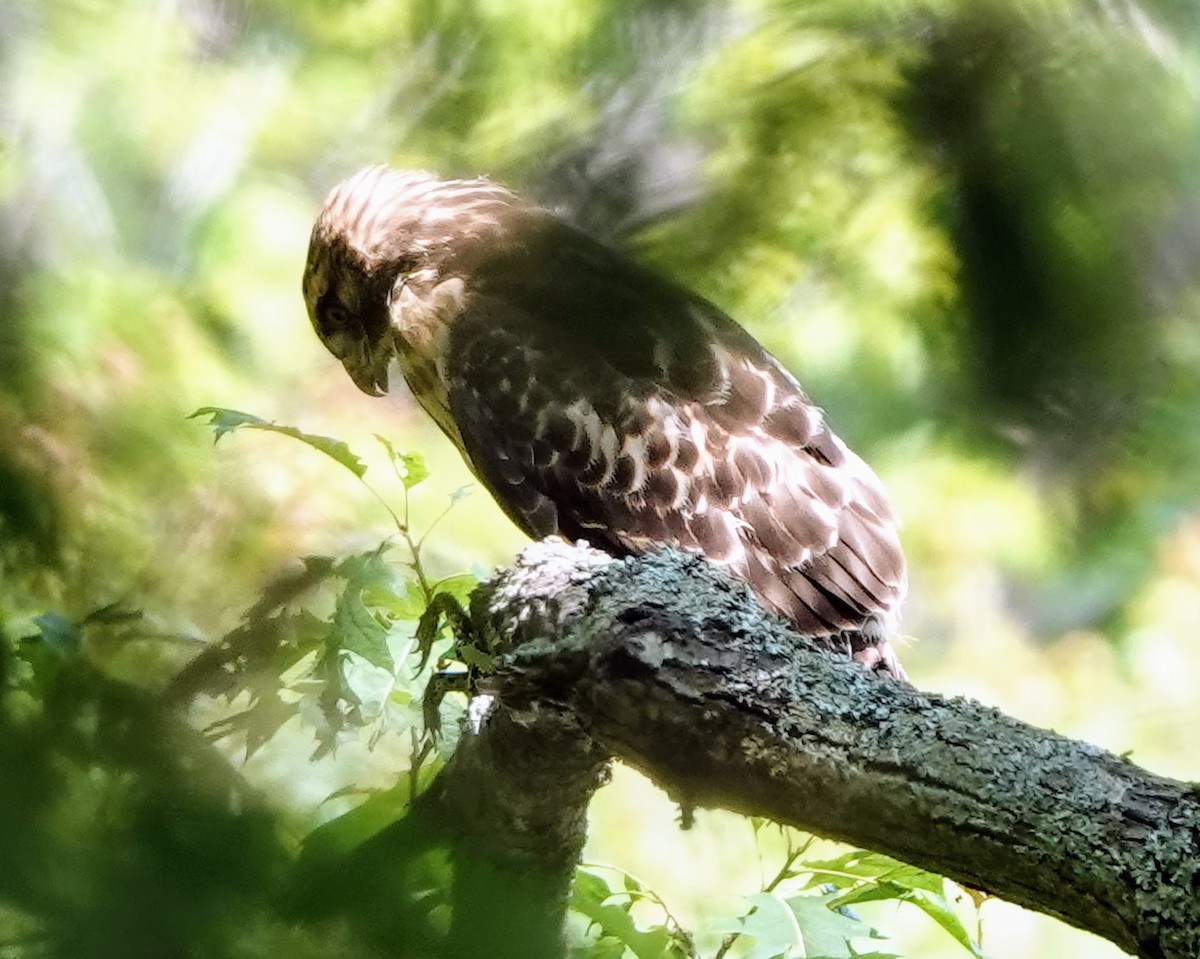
[301,780,413,860]
[333,589,392,671]
[367,577,428,621]
[803,851,946,896]
[375,436,430,488]
[341,654,395,721]
[205,694,298,758]
[571,870,682,959]
[736,892,803,959]
[242,556,338,621]
[578,917,675,959]
[244,693,300,758]
[574,937,628,959]
[336,548,398,593]
[306,647,357,760]
[191,407,366,478]
[825,882,908,908]
[189,406,266,440]
[432,572,480,606]
[328,550,399,672]
[398,450,429,488]
[574,869,614,911]
[457,644,494,671]
[897,890,988,958]
[785,893,884,959]
[80,602,144,627]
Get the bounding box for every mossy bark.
[443,538,1200,959]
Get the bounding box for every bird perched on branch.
[303,165,908,679]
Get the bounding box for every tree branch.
[445,537,1200,959]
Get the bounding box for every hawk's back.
[306,168,908,678]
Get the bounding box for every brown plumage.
[303,165,908,678]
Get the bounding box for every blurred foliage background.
[2,0,1199,956]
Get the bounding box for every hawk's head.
[302,165,519,396]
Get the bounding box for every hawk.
[303,166,908,679]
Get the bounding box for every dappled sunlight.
[2,0,1199,956]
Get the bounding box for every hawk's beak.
[345,347,391,397]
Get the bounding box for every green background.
[2,1,1198,956]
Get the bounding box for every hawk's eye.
[317,296,355,340]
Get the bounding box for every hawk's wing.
[439,268,906,643]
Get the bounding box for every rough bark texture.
[443,537,1200,959]
[422,704,608,959]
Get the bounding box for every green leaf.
[573,937,628,959]
[431,572,480,606]
[242,556,338,621]
[734,892,803,959]
[300,779,414,862]
[29,612,80,655]
[803,850,946,897]
[341,653,396,721]
[896,890,988,958]
[804,853,985,955]
[191,407,366,478]
[784,892,891,959]
[244,693,300,758]
[375,435,429,488]
[80,602,144,627]
[330,551,399,672]
[399,451,429,489]
[573,868,614,910]
[571,869,683,959]
[307,648,355,761]
[366,577,428,621]
[189,406,267,440]
[333,588,391,671]
[457,644,494,671]
[336,549,398,589]
[205,693,299,759]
